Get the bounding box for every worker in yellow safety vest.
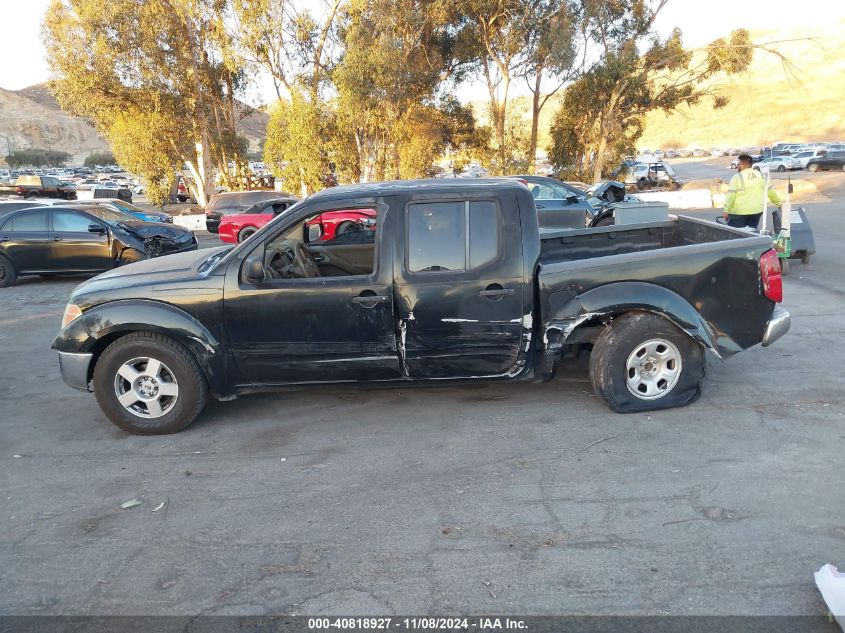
[723,154,782,228]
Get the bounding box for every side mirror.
[243,254,265,284]
[88,224,107,235]
[566,194,579,204]
[307,223,324,243]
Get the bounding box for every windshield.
[83,206,137,225]
[108,200,145,214]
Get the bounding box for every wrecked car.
[511,175,649,229]
[0,204,197,287]
[52,179,789,434]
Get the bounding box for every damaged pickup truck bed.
[53,179,790,434]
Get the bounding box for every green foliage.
[548,0,756,181]
[43,0,247,205]
[263,89,332,196]
[4,149,70,168]
[83,152,116,167]
[109,110,180,207]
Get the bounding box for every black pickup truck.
[53,179,789,434]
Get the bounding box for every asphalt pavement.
[1,164,844,616]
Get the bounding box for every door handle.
[51,236,63,242]
[312,253,327,263]
[479,287,515,297]
[535,203,545,209]
[352,292,388,307]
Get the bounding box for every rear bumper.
[58,352,93,391]
[762,307,791,347]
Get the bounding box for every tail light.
[15,186,23,195]
[760,249,783,303]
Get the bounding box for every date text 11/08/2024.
[308,617,528,630]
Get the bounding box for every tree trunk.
[591,133,608,184]
[528,79,542,175]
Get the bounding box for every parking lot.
[1,164,844,616]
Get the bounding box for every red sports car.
[219,205,377,244]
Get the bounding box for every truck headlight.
[61,304,83,328]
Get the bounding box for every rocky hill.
[0,83,269,166]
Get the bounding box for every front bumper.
[762,307,791,347]
[58,352,93,391]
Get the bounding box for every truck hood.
[72,247,229,300]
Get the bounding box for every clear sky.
[1,0,842,104]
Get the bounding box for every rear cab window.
[406,200,500,273]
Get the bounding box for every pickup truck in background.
[52,179,789,434]
[0,175,78,200]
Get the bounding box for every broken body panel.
[53,179,781,400]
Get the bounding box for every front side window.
[8,210,48,232]
[407,201,500,273]
[257,206,379,280]
[53,211,96,232]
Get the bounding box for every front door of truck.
[395,192,528,379]
[223,198,401,385]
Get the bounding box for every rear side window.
[53,210,94,232]
[407,201,500,273]
[6,210,48,232]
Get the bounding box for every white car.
[757,156,801,172]
[791,150,827,168]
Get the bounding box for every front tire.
[93,332,207,434]
[238,226,257,242]
[777,165,786,172]
[0,256,17,288]
[589,312,704,413]
[808,163,819,173]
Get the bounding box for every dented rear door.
[395,191,528,379]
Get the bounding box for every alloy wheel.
[113,356,179,418]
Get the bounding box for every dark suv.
[807,151,845,172]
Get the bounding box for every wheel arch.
[52,299,227,394]
[541,282,729,376]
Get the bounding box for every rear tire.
[589,311,704,413]
[336,221,356,235]
[25,191,38,199]
[808,163,819,173]
[0,256,16,288]
[118,248,145,266]
[93,332,207,434]
[238,226,257,242]
[780,257,790,275]
[800,251,812,265]
[777,165,786,172]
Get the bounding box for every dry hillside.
[0,83,269,166]
[638,21,845,149]
[468,21,845,157]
